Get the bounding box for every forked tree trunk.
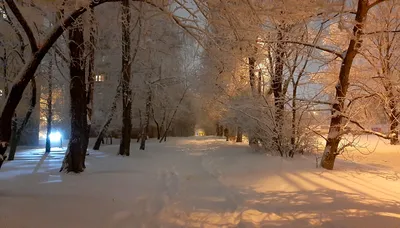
[118,0,132,156]
[140,89,152,150]
[60,17,87,173]
[45,56,53,153]
[321,0,369,170]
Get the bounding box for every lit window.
[0,89,3,97]
[95,74,104,82]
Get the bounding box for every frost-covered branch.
[5,0,38,52]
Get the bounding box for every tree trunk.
[236,127,242,142]
[1,42,8,97]
[45,56,53,153]
[93,84,121,150]
[60,17,87,173]
[7,115,17,161]
[224,128,229,141]
[156,124,161,140]
[258,69,262,95]
[248,57,258,145]
[272,29,285,157]
[118,0,132,156]
[160,88,188,143]
[321,0,369,170]
[151,107,161,140]
[83,8,96,153]
[8,78,37,160]
[157,109,166,140]
[388,92,399,145]
[289,83,297,158]
[137,109,142,143]
[155,117,161,140]
[249,57,256,95]
[140,89,152,150]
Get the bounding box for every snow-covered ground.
[1,136,400,228]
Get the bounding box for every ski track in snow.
[1,136,400,228]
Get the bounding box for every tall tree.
[83,7,96,152]
[118,0,132,156]
[60,16,87,173]
[45,53,53,153]
[320,0,376,170]
[140,88,151,150]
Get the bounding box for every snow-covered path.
[1,137,400,228]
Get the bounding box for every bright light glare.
[49,132,62,142]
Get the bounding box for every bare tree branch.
[5,0,38,53]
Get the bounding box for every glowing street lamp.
[49,131,62,148]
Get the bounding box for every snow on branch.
[5,0,38,52]
[343,116,392,140]
[259,40,343,59]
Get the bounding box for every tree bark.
[140,89,152,150]
[289,85,297,158]
[137,109,142,143]
[83,7,96,153]
[118,0,132,156]
[160,109,166,136]
[321,0,369,170]
[248,57,258,145]
[388,91,399,145]
[1,46,7,97]
[8,115,17,161]
[45,56,53,153]
[60,17,87,173]
[152,107,161,140]
[272,28,285,157]
[249,57,256,96]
